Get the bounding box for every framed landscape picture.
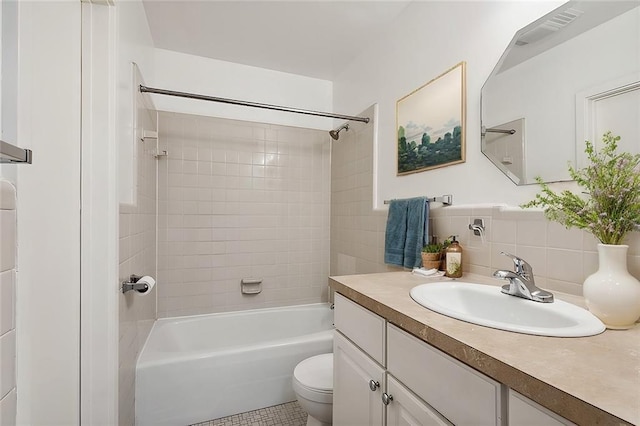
[396,62,466,175]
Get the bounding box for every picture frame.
[396,62,466,175]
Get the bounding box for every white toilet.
[292,353,333,426]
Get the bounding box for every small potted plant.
[421,243,443,270]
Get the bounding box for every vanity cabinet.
[333,293,500,426]
[329,272,634,425]
[333,331,384,425]
[333,293,386,425]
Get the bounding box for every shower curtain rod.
[139,85,370,123]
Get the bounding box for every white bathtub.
[136,303,334,426]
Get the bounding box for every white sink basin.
[410,282,605,337]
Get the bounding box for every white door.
[594,86,640,154]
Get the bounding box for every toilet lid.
[294,353,333,392]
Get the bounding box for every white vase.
[583,244,640,329]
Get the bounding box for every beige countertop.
[329,271,640,426]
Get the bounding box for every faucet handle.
[500,252,533,277]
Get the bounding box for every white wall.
[118,1,156,206]
[114,2,156,425]
[152,49,333,131]
[0,0,18,185]
[333,1,565,208]
[14,2,81,424]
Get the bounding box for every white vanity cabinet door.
[387,324,502,426]
[386,375,452,426]
[333,331,385,426]
[508,390,575,425]
[334,293,386,365]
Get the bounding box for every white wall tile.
[0,389,16,426]
[0,211,16,273]
[547,249,584,284]
[492,219,516,244]
[0,182,16,421]
[157,112,331,317]
[0,272,15,336]
[0,182,16,211]
[0,331,15,398]
[516,219,547,247]
[547,222,583,250]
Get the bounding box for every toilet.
[292,353,333,426]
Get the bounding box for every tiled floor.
[192,401,308,426]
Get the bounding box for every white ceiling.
[142,0,412,80]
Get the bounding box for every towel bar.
[0,140,32,164]
[384,194,452,206]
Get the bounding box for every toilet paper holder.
[121,274,150,293]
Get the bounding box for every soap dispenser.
[444,236,463,278]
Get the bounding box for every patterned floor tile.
[191,401,307,426]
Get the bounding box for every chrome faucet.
[493,252,554,303]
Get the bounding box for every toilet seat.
[293,353,333,403]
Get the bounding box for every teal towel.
[384,199,409,266]
[384,197,429,268]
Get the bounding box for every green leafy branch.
[521,132,640,245]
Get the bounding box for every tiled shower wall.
[157,112,330,318]
[118,86,157,426]
[330,105,396,276]
[0,181,16,424]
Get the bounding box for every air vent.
[516,7,584,46]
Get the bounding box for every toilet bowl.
[292,353,333,426]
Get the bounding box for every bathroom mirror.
[481,1,640,185]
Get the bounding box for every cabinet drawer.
[334,293,385,366]
[509,389,574,425]
[387,324,502,426]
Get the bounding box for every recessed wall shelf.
[0,140,32,164]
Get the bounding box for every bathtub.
[136,303,334,426]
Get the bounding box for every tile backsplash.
[157,112,331,317]
[0,180,17,425]
[430,205,640,296]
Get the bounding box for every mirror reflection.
[481,1,640,185]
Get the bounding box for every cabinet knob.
[368,380,380,391]
[381,392,394,405]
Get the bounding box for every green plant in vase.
[521,131,640,328]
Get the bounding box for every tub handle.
[368,380,380,391]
